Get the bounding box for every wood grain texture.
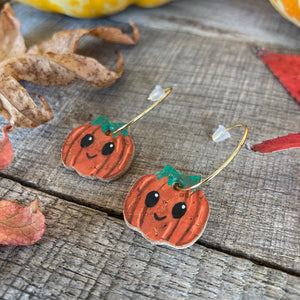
[1,15,299,271]
[0,178,299,299]
[0,1,299,297]
[12,0,300,49]
[109,0,300,49]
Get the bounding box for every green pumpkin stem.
[156,165,201,190]
[92,115,128,137]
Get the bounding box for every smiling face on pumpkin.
[124,165,209,248]
[62,115,134,181]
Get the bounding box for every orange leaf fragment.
[0,124,13,169]
[0,199,46,246]
[257,48,300,104]
[251,133,300,153]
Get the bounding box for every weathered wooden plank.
[0,178,299,299]
[109,0,300,49]
[12,0,300,49]
[1,11,299,273]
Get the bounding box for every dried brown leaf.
[28,20,139,55]
[0,4,139,128]
[0,75,53,128]
[0,3,26,61]
[0,52,123,88]
[28,28,89,55]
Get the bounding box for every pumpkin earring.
[124,123,248,249]
[61,87,172,181]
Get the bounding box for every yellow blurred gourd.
[16,0,300,27]
[16,0,173,18]
[269,0,300,27]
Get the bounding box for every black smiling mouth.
[154,213,167,221]
[86,153,97,159]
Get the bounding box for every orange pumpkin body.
[269,0,300,27]
[124,166,209,248]
[62,116,134,181]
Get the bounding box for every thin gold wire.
[175,123,248,191]
[111,87,172,136]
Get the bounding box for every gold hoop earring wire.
[111,87,172,136]
[175,123,248,191]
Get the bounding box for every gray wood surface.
[109,0,300,49]
[0,0,300,298]
[12,0,300,49]
[0,178,299,300]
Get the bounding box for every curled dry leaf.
[0,124,13,169]
[28,19,139,55]
[0,199,46,246]
[0,4,139,128]
[0,75,53,128]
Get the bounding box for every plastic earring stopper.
[212,125,231,143]
[148,85,165,102]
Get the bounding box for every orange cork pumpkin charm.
[62,87,172,181]
[124,123,249,249]
[62,115,134,181]
[124,165,209,248]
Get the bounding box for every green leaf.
[156,165,201,189]
[92,115,128,137]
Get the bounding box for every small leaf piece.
[0,124,13,169]
[156,165,201,189]
[251,133,300,153]
[257,49,300,104]
[0,3,26,61]
[92,115,127,136]
[0,199,46,246]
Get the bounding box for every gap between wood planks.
[107,19,300,53]
[0,171,299,278]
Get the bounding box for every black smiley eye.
[172,202,187,219]
[80,134,94,148]
[145,191,159,208]
[102,142,115,155]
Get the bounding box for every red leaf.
[251,133,300,153]
[257,49,300,103]
[0,199,46,245]
[0,124,13,170]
